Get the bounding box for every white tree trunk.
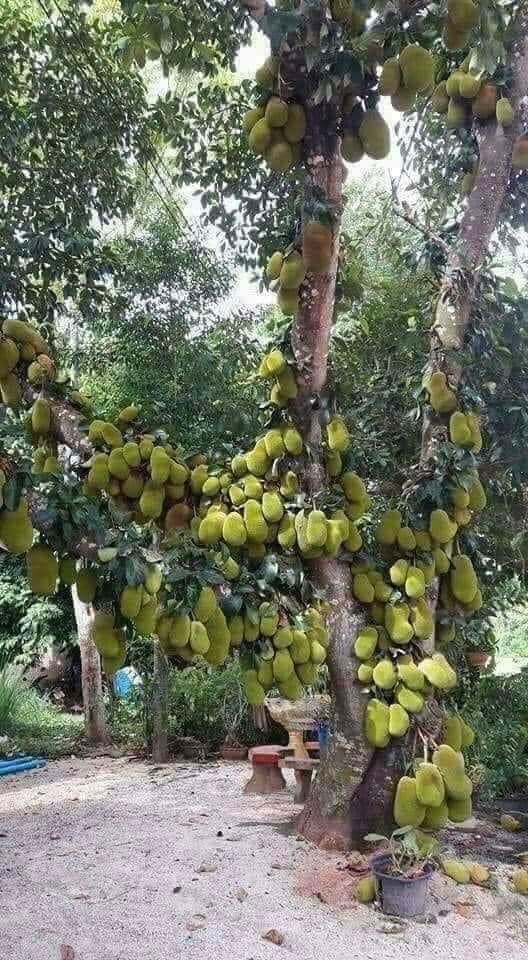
[72,586,107,743]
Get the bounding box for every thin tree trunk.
[72,586,107,743]
[151,639,169,762]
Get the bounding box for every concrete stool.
[243,750,286,794]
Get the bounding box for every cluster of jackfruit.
[84,418,197,528]
[0,318,53,411]
[432,66,512,133]
[341,109,391,164]
[23,542,103,603]
[330,0,365,35]
[377,45,434,114]
[266,248,306,317]
[442,860,490,885]
[242,604,328,704]
[154,585,234,667]
[393,717,475,829]
[0,472,35,559]
[245,59,306,174]
[258,348,299,407]
[442,0,479,51]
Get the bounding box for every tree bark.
[151,639,169,762]
[72,585,107,743]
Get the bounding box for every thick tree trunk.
[151,639,169,762]
[72,586,107,743]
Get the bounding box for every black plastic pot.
[371,854,434,918]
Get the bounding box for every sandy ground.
[1,757,528,960]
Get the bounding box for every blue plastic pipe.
[0,757,46,776]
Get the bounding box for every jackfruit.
[500,813,522,832]
[472,83,497,120]
[120,584,143,619]
[442,860,470,884]
[397,526,416,552]
[459,73,481,98]
[341,471,365,502]
[290,629,310,664]
[262,491,284,524]
[460,717,475,748]
[121,442,141,468]
[432,547,451,575]
[385,604,414,644]
[265,96,288,128]
[280,251,306,290]
[423,801,449,829]
[273,649,294,682]
[277,366,298,400]
[75,568,97,603]
[2,318,49,354]
[326,416,350,452]
[0,338,19,378]
[284,103,306,143]
[280,470,299,497]
[168,613,191,648]
[296,661,318,685]
[133,597,158,636]
[0,372,22,407]
[358,110,390,159]
[410,599,433,639]
[397,660,425,691]
[265,140,294,173]
[405,565,426,599]
[101,422,123,449]
[222,512,247,547]
[396,685,424,713]
[278,512,296,548]
[188,620,210,655]
[283,425,303,454]
[468,474,486,511]
[354,875,376,903]
[254,55,278,90]
[419,652,457,691]
[266,250,284,283]
[450,555,478,604]
[0,498,34,554]
[59,556,77,586]
[249,117,272,154]
[302,221,333,274]
[353,573,375,604]
[399,45,434,93]
[446,99,467,129]
[388,703,410,737]
[391,88,416,112]
[26,544,58,594]
[304,510,327,549]
[390,558,409,587]
[354,625,379,660]
[365,698,390,747]
[378,56,401,96]
[512,870,528,894]
[427,371,458,412]
[443,714,463,751]
[244,499,268,543]
[357,661,375,684]
[244,670,266,705]
[416,763,446,807]
[433,744,473,800]
[245,476,263,500]
[448,795,472,822]
[246,447,270,477]
[373,659,397,690]
[340,132,364,163]
[344,525,363,552]
[193,586,217,624]
[376,509,402,546]
[469,863,490,886]
[259,603,279,638]
[429,509,458,544]
[513,136,528,170]
[432,81,450,114]
[393,776,426,827]
[139,436,154,461]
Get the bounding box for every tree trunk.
[151,639,169,762]
[72,586,107,743]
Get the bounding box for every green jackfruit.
[393,776,426,827]
[27,544,58,594]
[448,795,472,822]
[262,491,284,523]
[222,512,247,547]
[397,526,416,552]
[397,661,425,691]
[120,584,143,620]
[433,744,473,800]
[450,554,478,604]
[193,586,217,624]
[284,103,306,143]
[459,73,481,98]
[249,117,272,154]
[399,45,434,93]
[168,614,191,648]
[385,604,414,644]
[443,714,463,751]
[190,463,208,494]
[396,686,424,713]
[243,669,266,705]
[3,318,49,354]
[296,661,318,686]
[354,876,376,903]
[283,426,303,455]
[446,99,467,129]
[279,251,306,290]
[357,661,375,684]
[326,416,350,452]
[243,612,259,643]
[390,558,409,587]
[306,510,328,548]
[101,422,123,449]
[442,860,470,884]
[59,556,77,586]
[265,140,294,172]
[31,397,51,436]
[341,471,366,502]
[429,509,458,544]
[431,81,449,114]
[244,499,268,543]
[419,653,457,691]
[353,573,375,604]
[189,620,210,655]
[376,509,402,546]
[365,698,390,747]
[460,718,475,748]
[246,447,269,477]
[423,801,449,829]
[0,499,34,554]
[273,649,294,682]
[416,762,446,807]
[139,482,164,520]
[341,132,364,163]
[76,568,97,603]
[354,626,378,660]
[373,659,397,690]
[378,56,401,96]
[122,442,141,468]
[133,597,158,636]
[405,565,426,599]
[358,110,390,159]
[410,599,433,639]
[388,703,410,737]
[468,474,486,511]
[290,629,310,664]
[0,338,19,378]
[512,870,528,894]
[198,513,224,545]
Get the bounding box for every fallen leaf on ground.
[186,915,206,931]
[196,861,218,873]
[262,929,284,946]
[454,901,473,918]
[60,946,75,960]
[236,887,248,902]
[377,921,406,935]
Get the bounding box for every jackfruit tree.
[1,0,528,847]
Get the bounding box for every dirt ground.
[1,757,528,960]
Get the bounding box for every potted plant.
[365,826,438,918]
[221,733,248,761]
[220,695,249,761]
[465,626,495,670]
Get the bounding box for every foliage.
[364,825,438,874]
[0,665,83,754]
[462,671,528,800]
[0,555,76,670]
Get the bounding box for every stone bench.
[278,756,320,804]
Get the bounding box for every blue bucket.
[317,720,330,753]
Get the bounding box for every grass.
[0,666,84,758]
